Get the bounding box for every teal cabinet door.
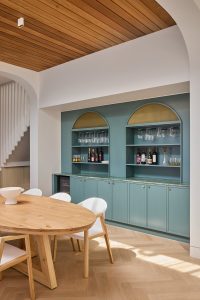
[70,176,84,203]
[97,179,112,220]
[112,181,128,223]
[168,186,190,237]
[84,178,98,199]
[147,184,167,232]
[129,183,147,227]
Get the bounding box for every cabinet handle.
[148,186,150,189]
[108,182,110,184]
[142,185,145,189]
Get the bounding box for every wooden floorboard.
[1,225,200,300]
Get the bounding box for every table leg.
[84,229,89,278]
[14,235,57,289]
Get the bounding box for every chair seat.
[70,219,102,240]
[0,243,26,265]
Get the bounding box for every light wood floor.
[1,225,200,300]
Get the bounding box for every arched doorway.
[0,70,39,189]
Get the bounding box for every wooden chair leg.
[53,236,58,262]
[77,239,82,252]
[25,236,36,300]
[104,232,114,264]
[84,230,89,278]
[100,215,114,264]
[70,238,76,251]
[0,272,3,281]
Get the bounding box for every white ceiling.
[0,75,11,85]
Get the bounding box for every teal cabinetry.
[129,183,167,232]
[129,183,146,227]
[84,177,98,199]
[70,176,84,203]
[112,181,128,224]
[70,176,98,203]
[97,179,112,220]
[53,174,189,239]
[147,184,167,231]
[168,186,190,237]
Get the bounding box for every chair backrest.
[50,192,71,202]
[78,197,107,215]
[23,188,42,196]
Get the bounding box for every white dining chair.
[50,192,72,261]
[50,192,71,202]
[23,188,42,196]
[53,197,114,272]
[0,235,35,300]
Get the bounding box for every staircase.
[0,81,30,167]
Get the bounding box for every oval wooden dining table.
[0,194,96,289]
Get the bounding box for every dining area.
[0,187,113,299]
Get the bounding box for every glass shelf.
[126,164,180,168]
[72,162,109,165]
[126,144,180,147]
[72,144,109,148]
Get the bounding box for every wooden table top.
[0,194,96,235]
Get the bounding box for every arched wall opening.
[0,71,39,189]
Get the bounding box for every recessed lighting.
[17,17,24,28]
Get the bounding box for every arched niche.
[128,103,180,125]
[73,112,108,129]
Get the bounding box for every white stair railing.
[0,81,30,167]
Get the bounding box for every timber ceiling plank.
[0,0,175,71]
[66,0,139,39]
[138,0,174,27]
[0,3,93,54]
[58,0,129,42]
[54,0,125,43]
[2,0,104,50]
[97,0,152,34]
[40,0,121,46]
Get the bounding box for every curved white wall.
[158,0,200,260]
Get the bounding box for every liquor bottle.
[88,148,91,162]
[91,148,95,162]
[141,151,146,164]
[95,148,99,162]
[147,151,153,165]
[136,150,141,164]
[152,149,157,165]
[98,147,104,162]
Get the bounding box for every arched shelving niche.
[128,103,180,125]
[72,112,109,177]
[126,103,182,183]
[73,112,108,129]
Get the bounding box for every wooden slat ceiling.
[0,0,175,72]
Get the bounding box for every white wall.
[40,26,189,108]
[38,109,61,196]
[157,0,200,259]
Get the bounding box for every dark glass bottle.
[147,151,153,165]
[98,147,104,162]
[88,147,91,162]
[141,151,146,164]
[91,148,95,162]
[152,150,157,165]
[95,148,99,162]
[136,150,141,164]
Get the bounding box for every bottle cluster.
[88,147,104,163]
[136,149,157,165]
